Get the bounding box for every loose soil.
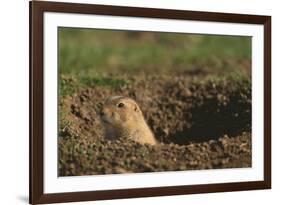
[59,75,251,176]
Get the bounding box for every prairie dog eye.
[117,102,125,108]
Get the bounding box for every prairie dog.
[100,96,157,145]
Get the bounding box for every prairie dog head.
[100,96,143,128]
[100,96,157,145]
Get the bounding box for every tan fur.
[100,96,157,145]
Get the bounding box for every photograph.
[29,1,271,203]
[58,27,252,176]
[1,0,277,204]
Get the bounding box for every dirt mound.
[59,75,251,176]
[59,132,251,176]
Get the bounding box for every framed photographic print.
[29,0,271,204]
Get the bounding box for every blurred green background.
[58,27,251,95]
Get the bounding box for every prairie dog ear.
[133,102,140,112]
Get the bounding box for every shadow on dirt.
[168,97,251,145]
[150,79,252,145]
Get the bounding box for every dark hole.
[150,84,251,145]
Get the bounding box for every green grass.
[59,75,129,97]
[59,28,251,75]
[58,27,251,96]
